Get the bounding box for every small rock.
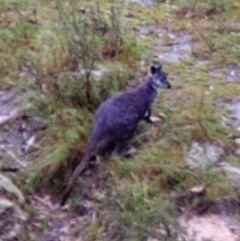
[226,70,240,83]
[179,214,239,241]
[190,185,206,195]
[209,85,214,91]
[158,112,166,118]
[59,225,70,234]
[205,144,224,164]
[186,142,223,170]
[235,148,240,157]
[219,163,240,185]
[168,33,175,39]
[234,138,240,146]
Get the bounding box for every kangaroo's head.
[150,65,171,90]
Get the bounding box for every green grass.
[1,0,240,240]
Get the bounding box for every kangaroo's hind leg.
[111,141,128,157]
[111,141,137,158]
[111,131,137,158]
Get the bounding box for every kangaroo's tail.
[60,153,91,206]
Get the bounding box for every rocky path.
[0,87,89,241]
[131,0,240,240]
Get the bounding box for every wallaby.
[60,65,171,206]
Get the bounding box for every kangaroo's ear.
[150,66,157,74]
[151,65,163,74]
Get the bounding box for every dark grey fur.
[60,65,171,206]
